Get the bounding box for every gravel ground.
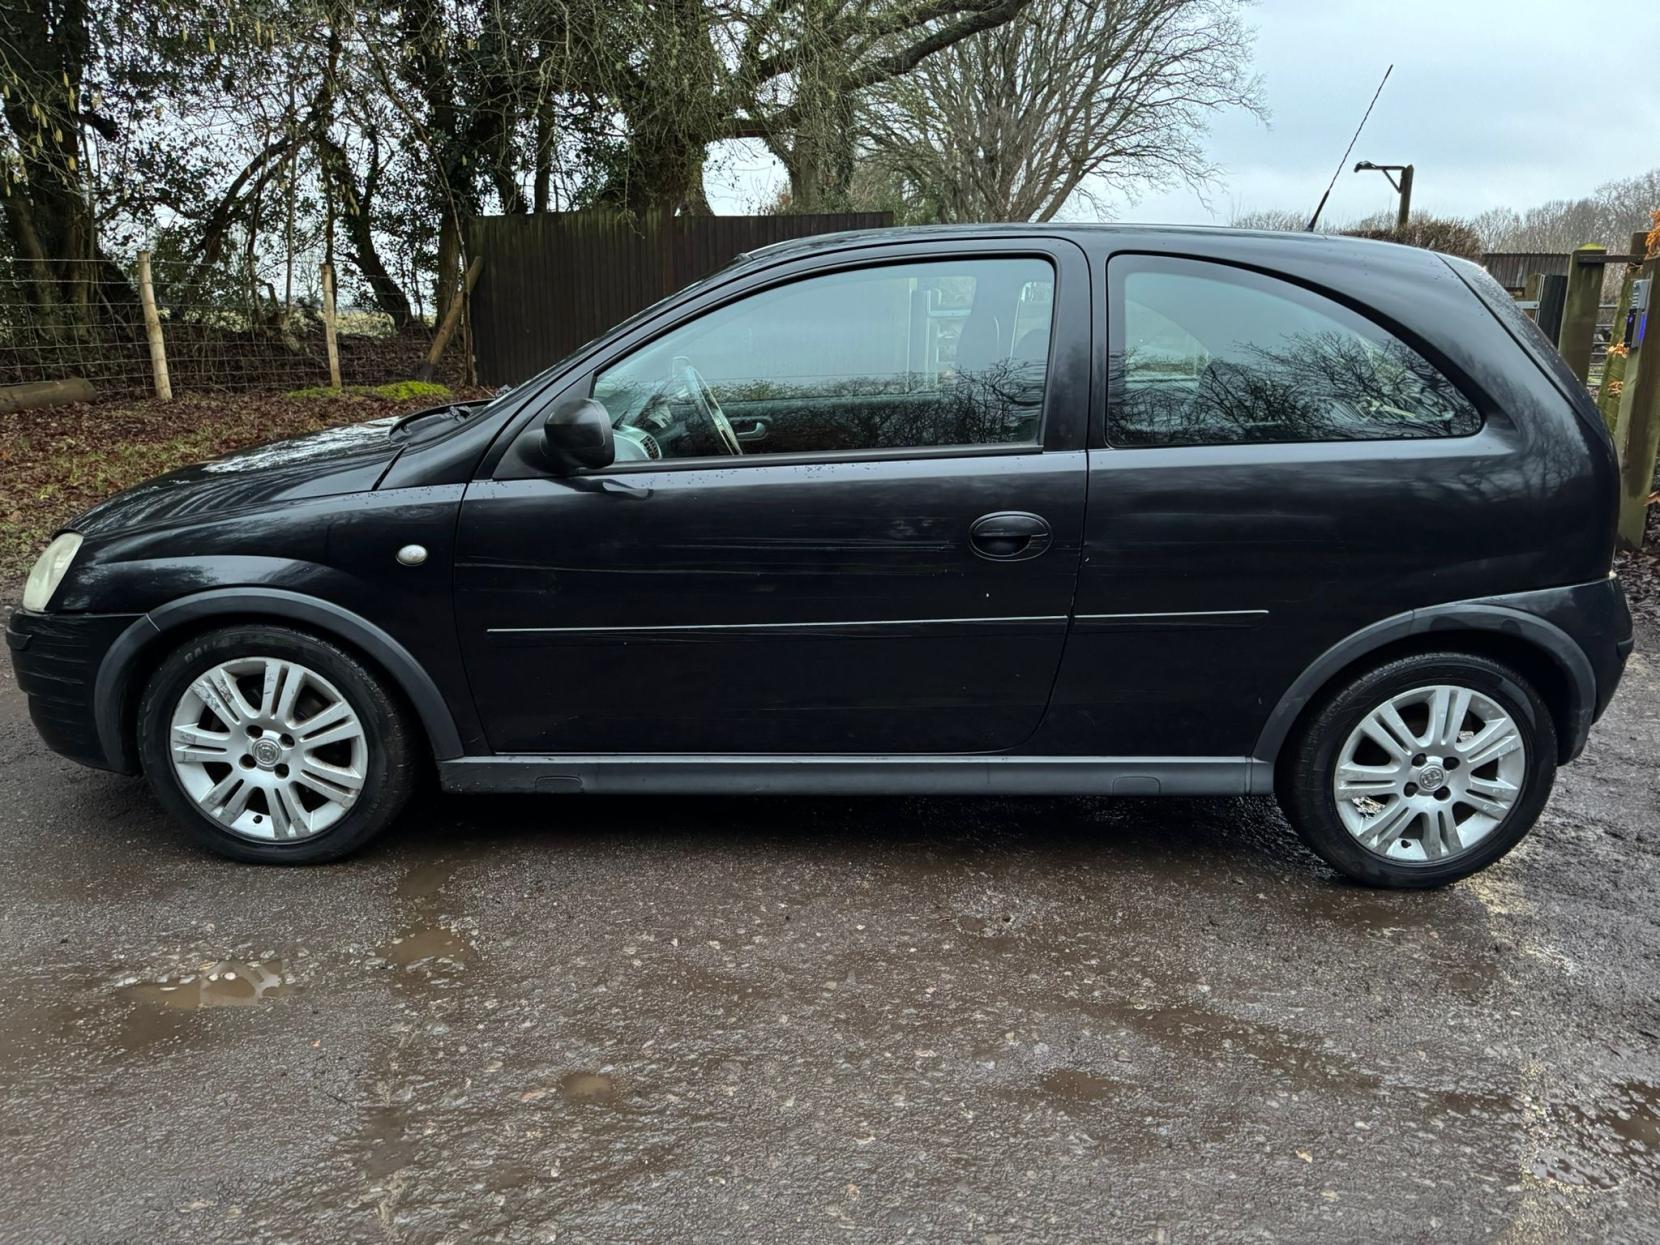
[1,618,1657,1244]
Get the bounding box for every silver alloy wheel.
[168,656,368,842]
[1332,683,1527,863]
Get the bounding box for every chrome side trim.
[1072,608,1270,633]
[487,614,1068,635]
[1075,609,1269,621]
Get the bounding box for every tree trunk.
[435,214,462,327]
[533,94,556,213]
[317,135,415,328]
[781,89,857,212]
[598,0,718,215]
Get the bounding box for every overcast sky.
[706,0,1660,225]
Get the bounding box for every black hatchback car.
[8,226,1632,886]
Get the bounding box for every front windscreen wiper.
[390,401,483,439]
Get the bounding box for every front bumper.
[6,609,141,772]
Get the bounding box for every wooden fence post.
[1598,231,1649,431]
[1537,273,1568,343]
[136,250,172,402]
[321,262,342,390]
[1558,243,1605,383]
[1521,272,1544,319]
[1614,254,1659,549]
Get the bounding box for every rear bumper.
[1602,580,1634,720]
[6,609,140,772]
[1537,575,1631,757]
[1483,575,1630,761]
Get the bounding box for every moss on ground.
[286,380,451,401]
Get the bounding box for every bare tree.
[1229,207,1307,232]
[1472,168,1660,252]
[1228,206,1485,261]
[586,0,1035,214]
[859,0,1263,223]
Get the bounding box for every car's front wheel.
[1278,652,1557,888]
[137,624,417,863]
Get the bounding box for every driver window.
[590,257,1053,461]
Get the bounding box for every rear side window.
[1108,256,1482,448]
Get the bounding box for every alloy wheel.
[168,656,368,842]
[1332,683,1527,863]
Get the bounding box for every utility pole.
[1355,161,1414,229]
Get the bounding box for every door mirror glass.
[542,397,615,471]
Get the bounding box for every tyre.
[137,624,418,863]
[1278,652,1557,888]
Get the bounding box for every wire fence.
[0,256,455,400]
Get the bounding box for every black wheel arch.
[95,588,465,775]
[1255,600,1595,771]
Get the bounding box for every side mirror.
[542,398,614,472]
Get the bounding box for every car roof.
[734,221,1434,266]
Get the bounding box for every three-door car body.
[7,226,1633,884]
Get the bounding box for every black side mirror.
[542,398,614,472]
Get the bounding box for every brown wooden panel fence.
[466,211,892,386]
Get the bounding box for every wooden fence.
[1506,237,1658,549]
[465,210,891,386]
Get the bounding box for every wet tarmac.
[2,626,1658,1242]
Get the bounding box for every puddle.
[1082,996,1381,1095]
[1297,886,1450,933]
[560,1071,621,1105]
[361,1103,420,1179]
[1432,1088,1523,1122]
[120,959,292,1010]
[381,928,471,969]
[396,856,460,904]
[1039,1068,1117,1104]
[380,854,473,973]
[1536,1080,1660,1188]
[1603,1081,1660,1153]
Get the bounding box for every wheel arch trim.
[95,587,465,773]
[1253,599,1595,770]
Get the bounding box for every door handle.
[970,511,1051,561]
[732,418,769,442]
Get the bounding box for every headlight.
[22,533,82,612]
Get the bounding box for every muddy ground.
[2,626,1657,1244]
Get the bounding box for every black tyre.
[1278,652,1557,888]
[137,624,418,863]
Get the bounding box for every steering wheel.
[675,359,742,456]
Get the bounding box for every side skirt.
[437,755,1274,797]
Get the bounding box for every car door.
[1029,243,1538,760]
[454,239,1092,755]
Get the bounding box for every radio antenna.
[1306,64,1393,232]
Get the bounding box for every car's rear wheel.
[137,624,417,863]
[1278,652,1557,888]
